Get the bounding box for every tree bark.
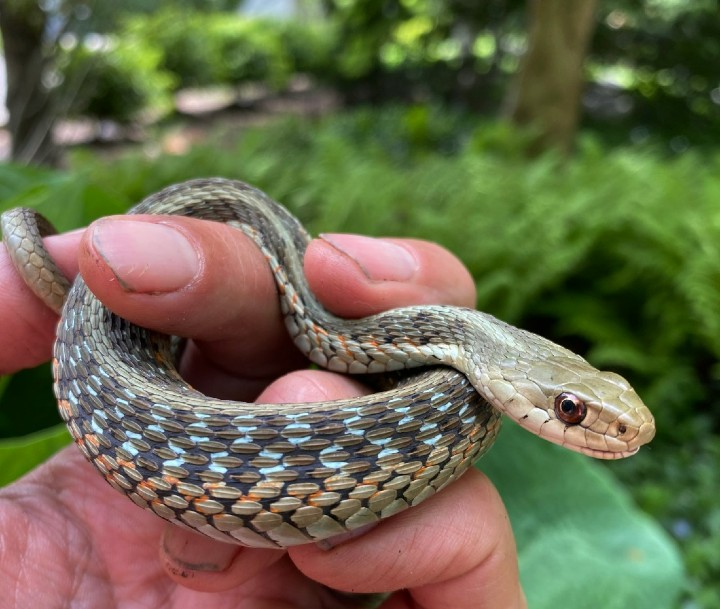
[0,1,60,166]
[504,0,598,156]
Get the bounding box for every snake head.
[485,356,656,459]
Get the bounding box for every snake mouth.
[570,444,641,460]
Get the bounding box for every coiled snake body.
[1,178,655,548]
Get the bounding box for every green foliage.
[57,36,176,122]
[45,1,720,147]
[53,0,241,36]
[274,18,339,78]
[483,423,683,609]
[0,425,70,486]
[52,9,339,124]
[122,10,222,89]
[212,17,292,88]
[614,430,720,608]
[122,10,314,90]
[0,170,127,229]
[323,0,720,146]
[322,0,505,105]
[592,1,720,147]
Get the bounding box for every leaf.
[0,171,128,231]
[481,423,685,609]
[0,164,57,201]
[0,425,71,487]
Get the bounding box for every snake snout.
[611,406,656,449]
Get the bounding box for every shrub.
[122,10,294,90]
[56,36,176,123]
[122,11,222,89]
[211,17,291,89]
[275,18,339,80]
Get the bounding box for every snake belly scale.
[1,178,655,548]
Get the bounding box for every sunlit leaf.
[482,423,684,609]
[0,425,71,487]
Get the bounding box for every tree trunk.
[504,0,598,156]
[0,1,60,166]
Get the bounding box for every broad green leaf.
[0,172,128,230]
[0,424,71,486]
[482,423,685,609]
[0,164,57,201]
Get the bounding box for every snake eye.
[554,392,587,425]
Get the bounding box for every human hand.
[0,213,526,608]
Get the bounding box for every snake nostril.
[618,424,627,435]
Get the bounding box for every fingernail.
[315,522,379,551]
[321,234,418,282]
[91,219,200,293]
[162,525,240,573]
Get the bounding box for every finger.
[0,231,82,374]
[159,524,285,593]
[78,215,300,396]
[305,234,477,314]
[78,215,305,400]
[159,368,371,593]
[289,469,525,609]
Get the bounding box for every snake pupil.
[554,392,587,425]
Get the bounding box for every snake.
[1,178,655,549]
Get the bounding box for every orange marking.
[313,323,328,337]
[163,474,181,486]
[153,350,172,367]
[412,466,428,479]
[335,334,352,357]
[117,458,135,469]
[96,455,114,470]
[84,434,100,448]
[306,489,338,503]
[202,482,226,492]
[57,399,73,419]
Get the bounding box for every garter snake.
[1,178,655,548]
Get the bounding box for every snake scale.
[1,178,655,548]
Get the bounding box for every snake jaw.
[571,444,641,460]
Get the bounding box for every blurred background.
[0,1,718,607]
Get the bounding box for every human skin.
[0,214,527,609]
